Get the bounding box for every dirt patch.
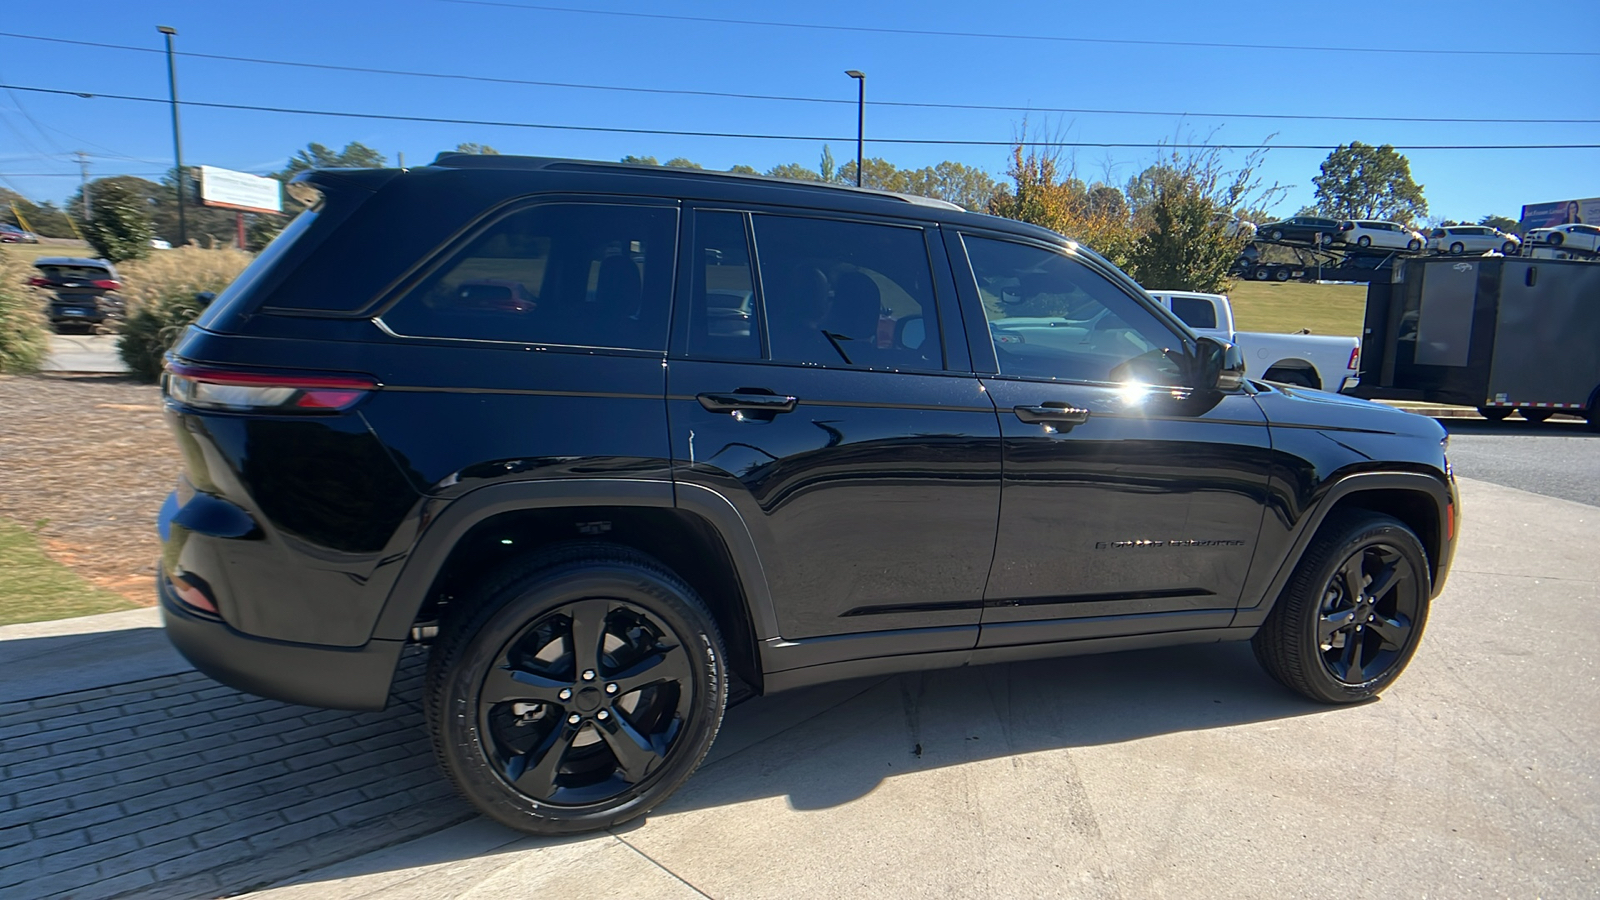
[0,373,180,604]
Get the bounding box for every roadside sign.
[198,166,282,215]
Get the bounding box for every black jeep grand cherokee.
[158,155,1458,835]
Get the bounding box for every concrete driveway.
[41,334,127,374]
[2,476,1596,899]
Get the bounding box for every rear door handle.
[697,392,798,414]
[1013,403,1090,425]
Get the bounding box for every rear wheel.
[1253,512,1430,704]
[426,544,728,835]
[1408,238,1423,251]
[1521,408,1553,423]
[1357,235,1373,248]
[1270,229,1285,241]
[1253,267,1272,281]
[1549,232,1565,246]
[1478,406,1511,421]
[1449,242,1465,255]
[1274,267,1292,282]
[1502,241,1519,255]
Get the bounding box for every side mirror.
[1194,336,1246,392]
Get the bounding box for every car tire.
[1274,267,1292,282]
[1502,241,1518,255]
[1478,406,1511,421]
[1548,232,1565,246]
[1253,267,1272,281]
[1521,408,1553,423]
[1407,239,1423,251]
[1356,235,1373,248]
[1449,242,1465,255]
[1270,229,1285,241]
[1252,511,1431,704]
[426,542,728,836]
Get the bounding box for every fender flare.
[370,479,779,642]
[1232,471,1452,628]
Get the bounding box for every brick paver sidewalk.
[0,650,475,899]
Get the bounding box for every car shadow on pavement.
[0,633,1334,899]
[270,639,1336,896]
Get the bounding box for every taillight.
[163,361,377,412]
[1348,346,1360,371]
[91,279,121,290]
[28,276,49,287]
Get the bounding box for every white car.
[1525,223,1600,256]
[1146,290,1361,392]
[1426,224,1520,256]
[1335,220,1425,251]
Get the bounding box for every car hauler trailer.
[1349,256,1600,428]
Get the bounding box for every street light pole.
[157,25,186,248]
[845,70,865,187]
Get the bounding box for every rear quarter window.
[379,202,678,351]
[1168,296,1218,329]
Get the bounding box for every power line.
[2,82,1593,151]
[438,0,1599,59]
[0,31,1593,126]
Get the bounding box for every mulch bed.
[0,373,180,603]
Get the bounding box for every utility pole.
[845,70,865,188]
[157,25,187,247]
[75,151,91,219]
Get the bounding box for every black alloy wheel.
[1253,512,1430,704]
[427,544,727,835]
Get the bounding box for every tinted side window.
[752,215,941,369]
[688,211,760,359]
[382,203,677,350]
[963,236,1185,385]
[1169,295,1218,329]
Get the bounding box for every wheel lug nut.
[566,713,581,725]
[558,688,572,701]
[605,683,618,695]
[597,710,609,720]
[582,669,596,681]
[1367,614,1375,622]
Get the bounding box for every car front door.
[945,230,1275,650]
[667,208,1002,673]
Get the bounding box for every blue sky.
[0,0,1594,222]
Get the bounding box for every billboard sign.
[199,165,282,215]
[1520,197,1600,230]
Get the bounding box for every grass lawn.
[2,240,93,265]
[0,518,139,626]
[1226,281,1368,338]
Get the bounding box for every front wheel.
[1407,238,1423,251]
[1449,242,1465,255]
[426,544,728,835]
[1501,241,1519,255]
[1357,235,1373,248]
[1252,512,1430,704]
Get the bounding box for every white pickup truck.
[1147,290,1360,392]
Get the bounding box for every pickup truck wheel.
[1252,512,1430,704]
[1478,406,1511,421]
[426,543,727,835]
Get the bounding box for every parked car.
[1525,223,1600,257]
[1426,225,1520,256]
[1258,216,1342,245]
[158,154,1459,837]
[1335,220,1425,251]
[1145,290,1360,391]
[29,257,126,331]
[0,223,40,243]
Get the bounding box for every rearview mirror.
[1194,336,1246,392]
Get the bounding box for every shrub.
[83,179,155,263]
[0,249,50,374]
[117,247,252,382]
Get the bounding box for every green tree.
[664,157,703,169]
[819,145,837,183]
[1122,147,1270,293]
[1479,214,1519,233]
[1086,183,1128,220]
[988,144,1138,268]
[454,143,500,154]
[284,141,387,177]
[727,164,760,175]
[0,188,75,238]
[620,155,660,166]
[82,179,154,263]
[1312,142,1427,224]
[896,161,1002,211]
[766,162,822,182]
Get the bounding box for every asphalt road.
[1443,417,1600,508]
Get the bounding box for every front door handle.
[1013,402,1090,425]
[697,391,798,414]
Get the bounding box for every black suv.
[158,155,1459,835]
[1258,216,1342,245]
[31,256,127,331]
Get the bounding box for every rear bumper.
[159,568,406,711]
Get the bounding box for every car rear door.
[945,229,1273,650]
[666,206,1001,671]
